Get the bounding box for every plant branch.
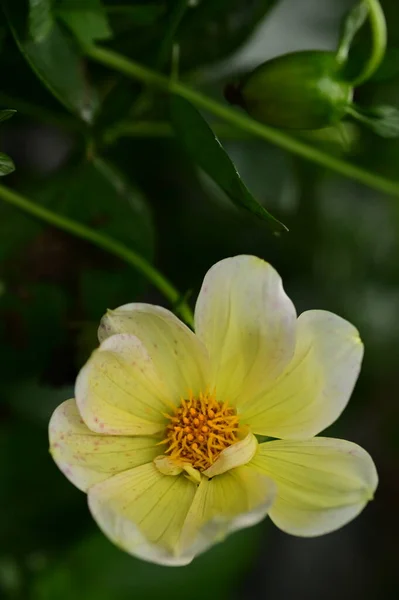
[0,182,194,327]
[103,120,250,143]
[352,0,387,86]
[86,45,399,199]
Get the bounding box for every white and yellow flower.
[49,255,377,566]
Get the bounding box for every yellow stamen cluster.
[161,392,240,471]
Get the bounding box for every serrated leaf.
[170,95,287,232]
[0,153,15,176]
[0,109,17,123]
[29,0,54,43]
[56,0,112,46]
[336,0,369,64]
[2,0,98,121]
[349,104,399,138]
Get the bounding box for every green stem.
[87,45,399,199]
[0,183,194,327]
[156,0,189,70]
[346,105,372,126]
[103,120,250,143]
[352,0,387,86]
[128,0,188,120]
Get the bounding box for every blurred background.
[0,0,399,598]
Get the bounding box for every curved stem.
[0,183,194,327]
[352,0,387,86]
[86,45,399,199]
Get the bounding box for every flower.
[49,255,378,566]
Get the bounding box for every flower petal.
[241,310,363,438]
[76,333,170,435]
[252,437,378,536]
[180,465,276,557]
[98,303,209,401]
[203,432,258,478]
[153,455,184,476]
[194,256,296,404]
[88,464,197,566]
[49,399,159,492]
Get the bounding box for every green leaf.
[170,95,287,232]
[349,104,399,138]
[0,153,15,176]
[108,0,276,72]
[2,0,98,121]
[0,109,17,123]
[56,0,112,46]
[29,0,54,43]
[336,0,369,64]
[178,0,277,70]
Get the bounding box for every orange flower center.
[162,392,240,471]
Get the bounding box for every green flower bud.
[225,50,353,129]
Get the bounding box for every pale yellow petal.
[153,455,184,476]
[242,310,363,438]
[76,333,169,436]
[180,465,276,557]
[49,399,159,492]
[203,432,258,478]
[88,463,197,566]
[252,437,378,536]
[98,303,210,400]
[194,256,296,404]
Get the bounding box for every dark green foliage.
[0,152,15,175]
[3,0,99,120]
[0,1,398,599]
[56,0,112,46]
[170,95,287,230]
[349,103,399,137]
[178,0,278,70]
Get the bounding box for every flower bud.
[225,50,353,129]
